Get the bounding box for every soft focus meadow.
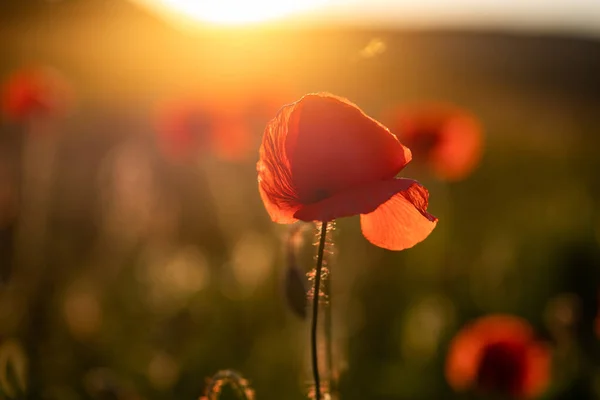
[1,1,600,399]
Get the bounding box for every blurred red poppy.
[446,315,550,399]
[154,97,216,162]
[381,103,483,181]
[1,66,71,122]
[155,91,290,163]
[257,93,437,251]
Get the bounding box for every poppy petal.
[286,93,412,204]
[523,343,550,398]
[257,103,301,223]
[359,181,437,250]
[474,315,533,343]
[258,183,298,224]
[432,115,483,181]
[445,330,484,391]
[293,178,418,222]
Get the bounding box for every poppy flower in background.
[446,315,551,399]
[1,66,72,122]
[381,103,483,181]
[257,92,437,251]
[154,97,218,162]
[155,91,291,163]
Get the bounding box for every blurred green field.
[1,1,600,399]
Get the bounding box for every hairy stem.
[324,265,334,394]
[204,369,254,400]
[311,221,328,400]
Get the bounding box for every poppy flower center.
[311,189,329,203]
[476,341,528,396]
[408,129,442,160]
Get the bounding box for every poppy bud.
[283,224,308,318]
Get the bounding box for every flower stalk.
[310,220,328,400]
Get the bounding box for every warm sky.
[316,0,600,35]
[132,0,600,37]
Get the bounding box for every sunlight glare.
[139,0,328,26]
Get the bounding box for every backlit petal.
[258,183,298,224]
[359,181,437,250]
[257,102,301,223]
[286,93,411,204]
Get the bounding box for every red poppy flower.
[154,91,289,163]
[257,93,437,251]
[155,97,217,161]
[1,66,71,122]
[381,103,483,181]
[446,315,551,399]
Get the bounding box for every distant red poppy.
[154,97,216,161]
[155,91,290,163]
[446,315,550,399]
[382,103,483,181]
[257,93,437,251]
[1,66,71,122]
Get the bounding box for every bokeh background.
[1,0,600,399]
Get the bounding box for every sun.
[135,0,328,26]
